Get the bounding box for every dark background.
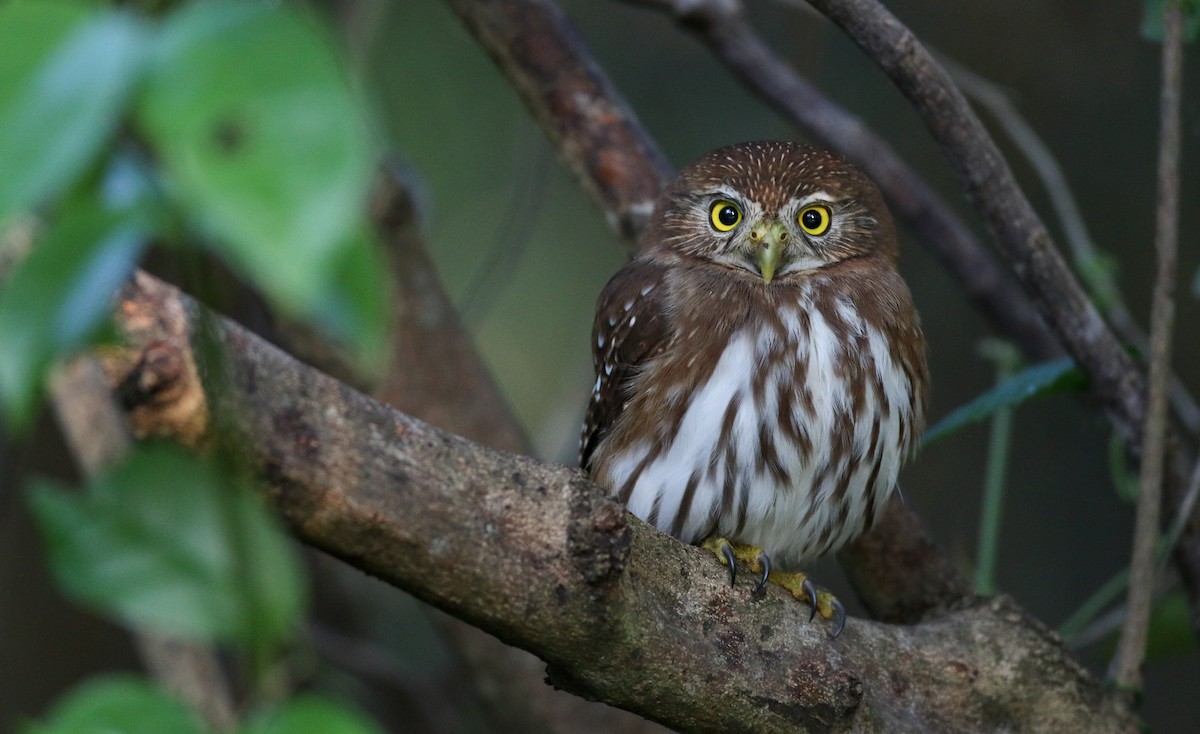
[3,0,1198,730]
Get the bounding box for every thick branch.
[98,271,1136,733]
[367,165,670,734]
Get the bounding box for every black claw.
[831,598,847,638]
[802,578,818,622]
[755,552,771,593]
[721,542,737,587]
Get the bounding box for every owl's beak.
[751,220,789,284]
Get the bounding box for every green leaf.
[1146,588,1199,660]
[0,203,146,429]
[26,443,306,647]
[1141,0,1200,43]
[310,226,390,375]
[0,3,147,227]
[136,0,377,322]
[922,357,1087,448]
[1107,429,1140,503]
[24,675,203,734]
[239,696,385,734]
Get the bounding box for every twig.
[1060,455,1200,647]
[621,0,1063,359]
[944,56,1200,438]
[1113,1,1185,693]
[802,0,1200,641]
[1160,455,1200,575]
[805,0,1143,443]
[975,339,1021,595]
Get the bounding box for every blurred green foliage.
[2,0,388,730]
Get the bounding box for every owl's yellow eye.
[798,205,831,236]
[710,201,742,232]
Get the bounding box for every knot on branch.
[117,341,187,409]
[568,475,631,586]
[110,338,209,447]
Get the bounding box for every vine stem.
[1112,0,1185,694]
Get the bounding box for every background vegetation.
[1,0,1197,731]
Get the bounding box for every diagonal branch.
[98,270,1136,733]
[366,165,671,734]
[802,0,1200,640]
[442,0,673,245]
[621,0,1061,360]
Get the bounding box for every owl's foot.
[701,537,771,591]
[769,570,847,637]
[700,537,847,637]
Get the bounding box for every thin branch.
[975,339,1021,595]
[944,56,1200,439]
[1113,2,1185,693]
[369,165,530,455]
[805,0,1142,446]
[622,0,1062,359]
[801,0,1200,641]
[97,270,1137,733]
[1061,455,1200,648]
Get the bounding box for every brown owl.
[580,141,929,635]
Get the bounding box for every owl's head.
[642,141,896,283]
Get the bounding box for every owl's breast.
[592,281,920,569]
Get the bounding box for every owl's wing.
[579,257,671,469]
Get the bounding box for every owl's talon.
[755,552,771,593]
[801,578,819,621]
[721,542,737,587]
[830,598,847,638]
[701,537,740,586]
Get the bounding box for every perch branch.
[96,270,1135,733]
[367,165,672,734]
[1113,2,1185,693]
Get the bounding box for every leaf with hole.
[135,0,380,349]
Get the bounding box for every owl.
[580,141,929,635]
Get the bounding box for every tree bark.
[95,270,1137,733]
